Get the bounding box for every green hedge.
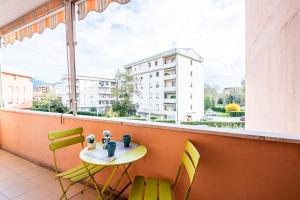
[212,106,225,113]
[76,111,98,116]
[70,111,104,117]
[31,108,49,112]
[229,111,245,117]
[154,119,176,124]
[127,117,147,121]
[181,121,245,128]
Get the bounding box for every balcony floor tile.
[0,149,120,200]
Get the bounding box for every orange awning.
[3,10,65,46]
[77,0,130,20]
[0,0,131,47]
[0,0,65,47]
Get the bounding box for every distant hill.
[32,79,48,87]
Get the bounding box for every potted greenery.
[86,134,96,149]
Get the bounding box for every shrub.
[181,121,245,128]
[150,116,158,120]
[229,111,245,117]
[225,103,240,112]
[212,106,225,113]
[154,119,176,124]
[77,111,97,116]
[31,108,49,112]
[126,117,147,121]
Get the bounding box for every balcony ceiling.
[0,0,49,28]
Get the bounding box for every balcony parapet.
[1,108,300,144]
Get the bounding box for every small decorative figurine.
[86,134,96,149]
[102,130,111,149]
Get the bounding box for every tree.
[240,79,245,106]
[217,97,224,105]
[204,84,220,109]
[111,69,139,117]
[204,96,213,110]
[226,95,235,104]
[33,93,68,113]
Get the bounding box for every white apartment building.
[61,75,116,113]
[124,48,204,121]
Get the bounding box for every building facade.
[124,48,204,121]
[33,82,64,101]
[246,0,300,134]
[61,75,116,113]
[0,72,33,109]
[33,85,52,101]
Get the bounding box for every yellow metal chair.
[48,127,105,200]
[128,140,200,200]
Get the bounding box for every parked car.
[205,109,216,116]
[201,115,213,121]
[240,116,245,121]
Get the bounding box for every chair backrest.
[48,127,84,151]
[48,127,84,172]
[173,140,200,200]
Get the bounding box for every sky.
[1,0,245,89]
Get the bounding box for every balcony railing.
[0,108,300,200]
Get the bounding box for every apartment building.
[33,82,64,101]
[0,72,33,109]
[61,75,116,113]
[124,48,204,121]
[33,85,52,101]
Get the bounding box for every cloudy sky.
[1,0,245,88]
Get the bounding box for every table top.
[79,141,147,166]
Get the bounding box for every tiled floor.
[0,149,99,200]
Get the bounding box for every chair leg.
[57,177,68,200]
[90,175,103,200]
[58,181,73,200]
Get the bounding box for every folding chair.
[48,127,105,200]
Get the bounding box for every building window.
[190,71,193,76]
[150,83,153,88]
[155,61,158,66]
[190,94,193,99]
[190,104,193,110]
[172,81,176,87]
[190,82,193,87]
[150,74,152,78]
[190,60,193,65]
[156,71,159,77]
[148,62,151,67]
[156,83,159,88]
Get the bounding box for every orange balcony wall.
[0,109,300,200]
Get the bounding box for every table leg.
[101,166,118,194]
[111,163,133,200]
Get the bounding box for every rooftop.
[124,48,203,68]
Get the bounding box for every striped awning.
[0,0,131,47]
[3,10,65,46]
[0,0,65,47]
[77,0,130,20]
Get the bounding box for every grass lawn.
[215,112,230,117]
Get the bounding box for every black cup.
[123,135,131,147]
[107,142,117,157]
